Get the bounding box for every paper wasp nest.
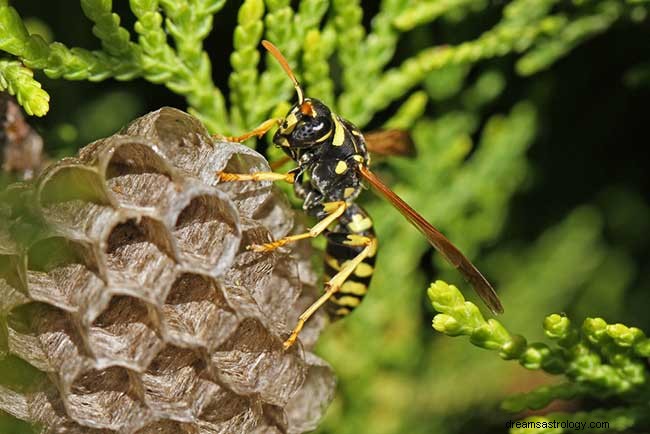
[0,108,334,433]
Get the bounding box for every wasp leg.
[283,235,377,349]
[217,171,295,183]
[214,118,282,143]
[248,201,347,253]
[270,155,293,170]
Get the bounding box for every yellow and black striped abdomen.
[323,204,377,319]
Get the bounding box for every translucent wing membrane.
[357,165,504,314]
[364,130,416,157]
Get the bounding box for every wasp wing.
[357,165,504,314]
[363,130,416,157]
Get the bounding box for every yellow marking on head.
[335,160,348,174]
[348,213,373,232]
[351,130,362,136]
[334,295,361,307]
[278,136,290,147]
[325,254,341,271]
[353,262,374,278]
[344,187,356,198]
[335,307,351,316]
[341,280,368,295]
[331,114,345,146]
[352,155,364,162]
[315,129,333,143]
[281,111,299,134]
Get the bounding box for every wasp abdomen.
[323,204,377,319]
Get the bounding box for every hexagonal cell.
[0,382,77,432]
[172,193,240,276]
[210,318,307,407]
[6,302,86,373]
[220,222,292,336]
[142,345,220,420]
[197,388,260,434]
[118,107,212,168]
[37,165,109,207]
[104,141,173,180]
[107,173,176,211]
[103,217,177,301]
[104,141,176,210]
[67,366,151,431]
[251,187,294,240]
[285,353,336,434]
[223,222,277,292]
[87,296,164,371]
[160,273,238,351]
[214,151,275,219]
[287,283,326,352]
[26,237,104,313]
[257,404,288,434]
[37,200,119,249]
[251,254,302,332]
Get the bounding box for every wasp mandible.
[217,41,504,349]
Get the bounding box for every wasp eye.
[292,116,331,143]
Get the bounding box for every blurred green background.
[2,1,650,433]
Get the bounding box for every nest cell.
[210,318,307,407]
[223,222,276,289]
[104,141,173,181]
[251,188,294,240]
[26,237,104,313]
[38,165,109,207]
[284,353,337,434]
[88,295,163,371]
[172,193,240,276]
[142,345,219,420]
[6,302,85,373]
[103,217,177,300]
[197,388,260,433]
[67,366,151,431]
[161,273,238,351]
[104,141,176,210]
[215,151,275,219]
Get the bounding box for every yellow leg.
[248,201,347,252]
[217,170,295,183]
[283,236,376,349]
[214,118,282,143]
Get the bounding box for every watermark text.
[506,420,610,431]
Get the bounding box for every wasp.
[218,41,503,349]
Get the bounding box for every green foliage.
[0,59,49,116]
[429,281,650,433]
[0,0,643,130]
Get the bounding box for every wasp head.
[273,98,332,148]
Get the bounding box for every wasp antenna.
[262,40,305,103]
